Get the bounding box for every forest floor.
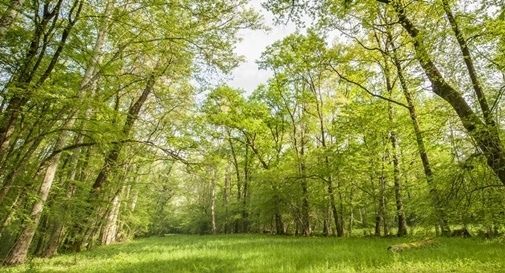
[1,234,505,273]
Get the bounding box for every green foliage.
[1,0,505,267]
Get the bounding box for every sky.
[225,0,299,94]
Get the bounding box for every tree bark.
[0,0,82,161]
[3,130,68,265]
[91,75,155,194]
[241,141,250,232]
[387,30,451,235]
[381,48,408,236]
[390,0,505,186]
[441,0,493,126]
[299,122,311,236]
[42,178,77,258]
[69,74,155,251]
[223,165,230,233]
[4,2,112,256]
[225,129,242,233]
[309,80,344,237]
[210,170,217,234]
[378,147,389,236]
[389,130,408,236]
[100,190,121,245]
[274,196,284,234]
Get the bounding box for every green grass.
[2,235,505,273]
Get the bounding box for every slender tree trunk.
[327,182,340,235]
[42,182,77,257]
[33,215,50,256]
[390,130,408,236]
[0,0,82,160]
[42,221,64,257]
[274,196,284,234]
[100,190,121,245]
[381,49,408,236]
[348,189,354,236]
[299,130,311,236]
[311,84,344,237]
[241,141,250,232]
[4,3,112,256]
[441,0,493,126]
[327,183,343,236]
[71,75,155,250]
[378,151,388,236]
[91,75,155,194]
[210,171,217,234]
[226,130,242,233]
[42,136,83,257]
[361,207,368,233]
[245,132,286,236]
[369,156,381,237]
[0,137,41,204]
[223,166,230,233]
[3,130,68,265]
[374,211,381,236]
[322,205,329,236]
[387,33,451,235]
[390,1,505,185]
[0,192,20,237]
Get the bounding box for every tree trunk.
[378,155,388,236]
[91,75,155,194]
[71,75,155,249]
[387,32,451,235]
[226,130,242,233]
[210,170,217,234]
[390,130,408,236]
[223,166,230,233]
[374,212,381,236]
[0,138,41,205]
[299,125,311,236]
[0,0,82,160]
[441,0,493,126]
[42,221,65,258]
[390,1,505,186]
[322,205,329,236]
[241,141,250,232]
[100,190,121,245]
[274,199,284,235]
[3,130,68,265]
[381,48,408,237]
[311,82,344,237]
[3,3,112,256]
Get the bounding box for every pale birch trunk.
[210,172,217,234]
[100,191,121,245]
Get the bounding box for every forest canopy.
[0,0,505,266]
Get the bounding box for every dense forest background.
[0,0,505,266]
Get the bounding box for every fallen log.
[387,238,437,252]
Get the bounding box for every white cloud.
[226,0,298,94]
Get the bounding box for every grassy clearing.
[1,235,504,273]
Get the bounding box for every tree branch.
[327,63,409,109]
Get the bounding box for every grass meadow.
[1,235,504,273]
